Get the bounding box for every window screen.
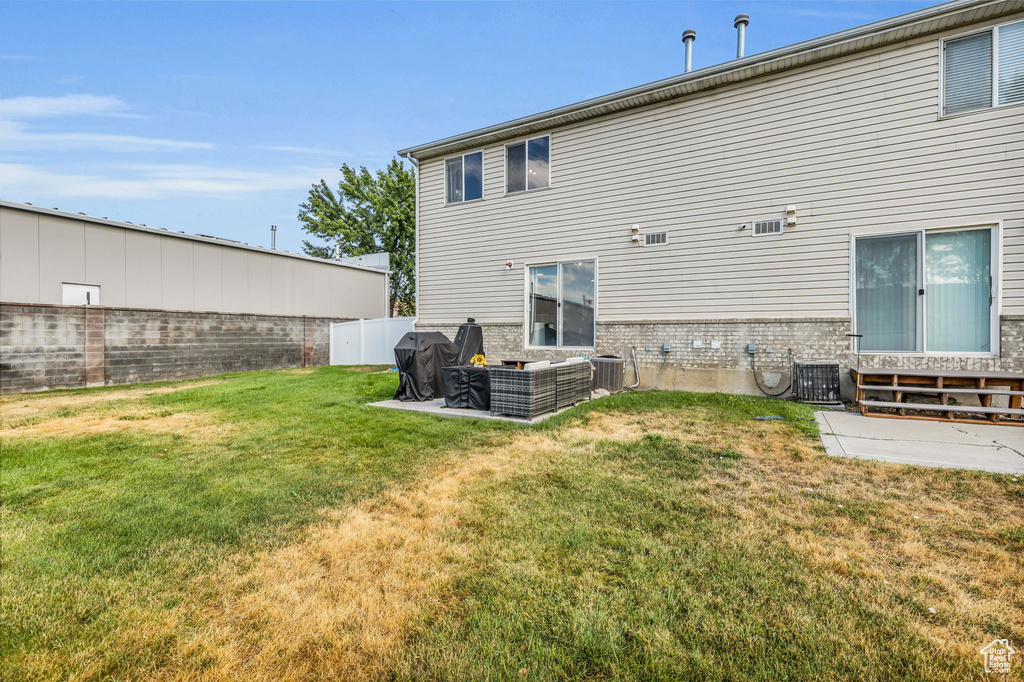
[944,32,993,115]
[998,20,1024,106]
[506,143,526,193]
[445,157,463,203]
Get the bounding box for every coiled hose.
[752,348,795,398]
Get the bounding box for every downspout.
[400,150,420,323]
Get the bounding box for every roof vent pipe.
[681,29,696,73]
[734,14,749,59]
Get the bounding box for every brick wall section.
[0,304,86,393]
[0,303,350,394]
[419,316,1024,397]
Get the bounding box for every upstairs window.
[943,19,1024,116]
[506,135,550,193]
[445,151,483,204]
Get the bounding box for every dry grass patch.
[141,409,1021,679]
[146,433,559,681]
[0,410,228,440]
[600,409,1024,661]
[0,380,227,439]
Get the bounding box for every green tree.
[298,159,416,316]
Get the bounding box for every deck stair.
[852,368,1024,426]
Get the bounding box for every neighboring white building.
[399,0,1024,395]
[0,201,390,393]
[0,200,389,319]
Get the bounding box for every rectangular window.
[943,19,1024,115]
[445,151,483,204]
[528,259,595,348]
[507,135,550,193]
[854,228,995,354]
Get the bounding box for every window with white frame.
[445,151,483,204]
[943,19,1024,116]
[853,227,996,354]
[527,259,595,348]
[506,135,550,194]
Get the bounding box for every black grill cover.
[453,319,485,367]
[442,366,490,410]
[393,332,459,402]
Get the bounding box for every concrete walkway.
[816,411,1024,474]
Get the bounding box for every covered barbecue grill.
[453,318,485,366]
[392,332,459,401]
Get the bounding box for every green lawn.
[1,367,1021,680]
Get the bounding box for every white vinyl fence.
[329,317,416,366]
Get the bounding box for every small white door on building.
[62,283,101,305]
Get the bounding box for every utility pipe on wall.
[734,14,749,59]
[682,30,696,73]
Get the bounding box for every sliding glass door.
[528,260,596,348]
[925,229,992,353]
[854,228,994,354]
[855,234,919,352]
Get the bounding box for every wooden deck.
[852,368,1024,427]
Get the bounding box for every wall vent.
[644,231,668,246]
[752,219,784,237]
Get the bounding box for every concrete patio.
[369,398,568,424]
[816,410,1024,474]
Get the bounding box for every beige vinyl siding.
[416,13,1024,326]
[0,206,388,319]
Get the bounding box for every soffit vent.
[644,231,669,246]
[752,219,784,237]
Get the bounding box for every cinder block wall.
[0,303,348,394]
[420,316,1024,398]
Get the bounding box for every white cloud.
[0,94,212,152]
[262,145,350,156]
[0,54,32,60]
[0,94,133,119]
[0,162,326,200]
[0,120,213,151]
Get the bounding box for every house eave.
[397,0,1024,161]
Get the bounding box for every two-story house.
[398,0,1024,397]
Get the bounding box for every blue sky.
[1,0,934,254]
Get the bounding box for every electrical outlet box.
[710,340,721,350]
[692,339,703,349]
[746,343,757,354]
[662,342,671,353]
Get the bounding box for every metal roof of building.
[0,199,389,274]
[398,0,1023,161]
